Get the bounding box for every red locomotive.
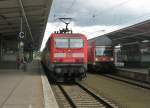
[41,19,88,81]
[88,41,114,72]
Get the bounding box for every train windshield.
[55,38,68,48]
[55,38,84,48]
[70,39,83,48]
[96,47,113,56]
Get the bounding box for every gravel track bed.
[80,73,150,108]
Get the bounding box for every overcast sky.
[40,0,150,51]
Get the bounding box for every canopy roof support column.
[18,0,34,42]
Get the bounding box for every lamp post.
[18,40,24,58]
[18,16,25,58]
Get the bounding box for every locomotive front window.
[70,39,84,48]
[55,38,69,48]
[96,47,113,56]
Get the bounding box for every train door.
[114,46,124,67]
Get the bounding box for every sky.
[40,0,150,51]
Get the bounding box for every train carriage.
[88,41,115,73]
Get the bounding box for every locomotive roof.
[50,33,87,37]
[88,36,112,46]
[96,46,112,47]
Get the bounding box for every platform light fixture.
[19,41,24,47]
[142,40,149,43]
[115,44,121,48]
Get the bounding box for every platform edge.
[41,71,59,108]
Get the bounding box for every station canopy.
[101,20,150,46]
[0,0,52,50]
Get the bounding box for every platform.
[116,68,150,83]
[0,60,59,108]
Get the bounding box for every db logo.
[67,53,72,57]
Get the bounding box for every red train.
[41,33,88,81]
[88,41,115,72]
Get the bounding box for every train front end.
[51,34,88,81]
[88,45,114,73]
[94,46,114,71]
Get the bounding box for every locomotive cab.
[52,34,88,80]
[95,46,114,63]
[88,44,115,73]
[41,33,88,82]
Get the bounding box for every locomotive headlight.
[110,58,114,61]
[95,58,98,61]
[54,59,57,62]
[93,62,96,65]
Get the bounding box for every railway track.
[103,74,150,90]
[52,82,116,108]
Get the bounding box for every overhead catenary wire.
[53,0,131,34]
[65,0,77,16]
[47,0,62,31]
[41,0,77,51]
[88,0,150,38]
[93,0,131,17]
[52,0,77,31]
[51,0,150,41]
[69,0,150,42]
[89,0,131,24]
[80,0,133,34]
[52,0,77,20]
[87,12,150,36]
[87,0,150,36]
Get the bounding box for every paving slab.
[0,60,59,108]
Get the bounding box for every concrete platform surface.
[0,60,59,108]
[117,68,148,74]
